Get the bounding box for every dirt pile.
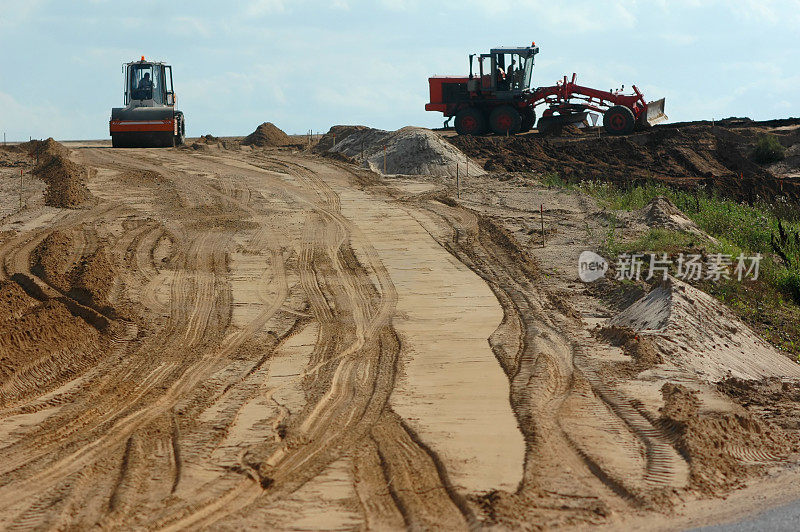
[718,377,800,430]
[314,125,485,178]
[0,280,106,403]
[69,247,117,310]
[30,230,117,310]
[0,279,37,324]
[24,137,69,160]
[596,324,663,368]
[30,230,74,292]
[658,383,795,494]
[609,278,800,381]
[640,196,698,230]
[633,196,717,241]
[241,122,290,147]
[183,142,211,152]
[313,125,370,152]
[449,120,800,204]
[25,138,91,208]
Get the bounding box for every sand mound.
[635,196,717,242]
[0,281,106,403]
[0,280,37,323]
[609,278,800,381]
[314,125,485,178]
[24,138,70,160]
[30,231,117,310]
[596,325,663,368]
[30,231,74,292]
[242,122,290,147]
[69,247,117,310]
[658,383,795,494]
[183,142,211,152]
[313,125,370,152]
[26,138,91,208]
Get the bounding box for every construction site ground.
[2,123,800,530]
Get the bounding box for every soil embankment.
[450,118,800,204]
[24,138,93,208]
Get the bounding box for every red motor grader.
[425,43,666,136]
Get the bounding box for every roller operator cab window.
[130,64,164,103]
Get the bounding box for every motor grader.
[109,57,185,147]
[425,43,666,136]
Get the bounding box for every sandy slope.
[1,140,799,530]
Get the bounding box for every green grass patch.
[608,228,706,255]
[540,172,569,188]
[576,179,800,258]
[752,134,786,164]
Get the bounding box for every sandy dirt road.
[0,145,528,530]
[1,142,799,530]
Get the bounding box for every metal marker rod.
[540,204,545,247]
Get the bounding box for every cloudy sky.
[1,0,798,140]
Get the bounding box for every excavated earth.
[1,127,800,530]
[241,122,292,147]
[450,117,800,204]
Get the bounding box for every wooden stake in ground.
[540,204,545,247]
[19,168,23,210]
[456,163,460,199]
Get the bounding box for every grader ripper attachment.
[425,43,667,136]
[109,57,185,148]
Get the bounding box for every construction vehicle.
[425,43,666,136]
[110,57,185,148]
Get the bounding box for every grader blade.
[644,97,667,126]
